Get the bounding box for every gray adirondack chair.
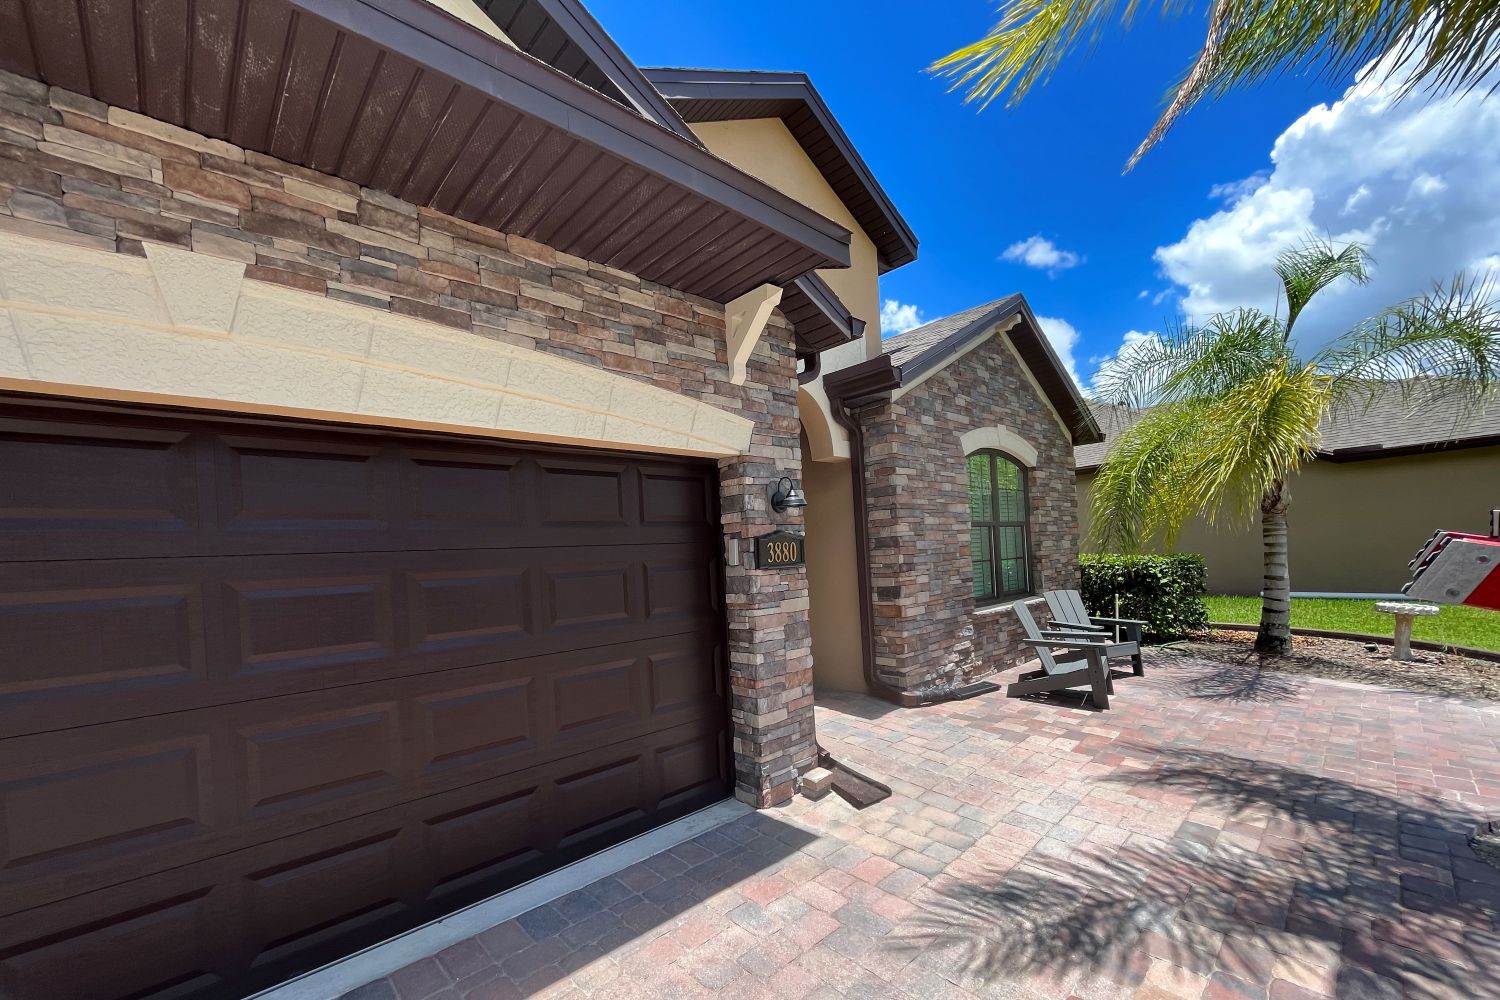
[1044,589,1146,676]
[1006,601,1119,709]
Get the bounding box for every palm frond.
[1088,400,1212,551]
[1274,238,1371,335]
[934,0,1500,169]
[1316,272,1500,413]
[1092,308,1288,408]
[1090,363,1328,548]
[929,0,1173,110]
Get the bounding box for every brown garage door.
[0,398,731,1000]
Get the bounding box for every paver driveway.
[344,650,1500,1000]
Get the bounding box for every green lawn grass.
[1204,596,1500,653]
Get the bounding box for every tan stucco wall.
[428,0,517,46]
[689,118,881,362]
[1077,445,1500,595]
[801,433,866,693]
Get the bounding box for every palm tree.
[1090,239,1500,654]
[932,0,1500,169]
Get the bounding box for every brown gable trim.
[0,0,851,303]
[781,273,865,354]
[642,68,919,273]
[477,0,701,142]
[892,298,1102,445]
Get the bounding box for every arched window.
[966,450,1031,601]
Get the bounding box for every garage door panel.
[637,462,715,526]
[0,408,719,562]
[0,416,200,541]
[534,456,633,527]
[0,633,724,915]
[0,719,726,1000]
[0,581,209,699]
[0,734,214,877]
[0,547,717,736]
[226,573,398,676]
[215,434,390,533]
[0,886,227,1000]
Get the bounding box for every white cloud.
[1085,329,1161,396]
[1033,314,1083,388]
[879,299,925,335]
[1208,173,1269,202]
[1154,53,1500,352]
[1001,235,1083,274]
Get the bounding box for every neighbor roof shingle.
[1073,382,1500,470]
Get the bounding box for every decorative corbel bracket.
[724,283,783,386]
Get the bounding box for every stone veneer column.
[718,453,816,807]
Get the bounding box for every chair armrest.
[1091,616,1147,627]
[1039,629,1108,640]
[1021,637,1113,650]
[1049,618,1107,631]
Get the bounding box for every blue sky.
[591,1,1500,388]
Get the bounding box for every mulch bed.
[1160,629,1500,703]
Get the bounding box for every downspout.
[824,356,966,708]
[828,396,910,706]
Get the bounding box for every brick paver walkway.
[344,651,1500,1000]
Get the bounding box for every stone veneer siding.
[0,70,814,807]
[861,334,1082,695]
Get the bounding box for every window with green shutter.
[966,451,1032,602]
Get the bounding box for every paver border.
[250,799,752,1000]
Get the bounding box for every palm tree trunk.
[1257,481,1291,655]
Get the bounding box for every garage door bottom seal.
[250,798,750,1000]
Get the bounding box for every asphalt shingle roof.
[880,295,1021,370]
[1074,382,1500,470]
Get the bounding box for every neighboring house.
[0,1,1094,996]
[1075,386,1500,595]
[825,296,1102,701]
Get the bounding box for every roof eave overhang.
[1318,434,1500,463]
[897,299,1104,445]
[479,0,703,143]
[782,273,865,354]
[642,68,919,272]
[824,354,902,408]
[0,0,850,302]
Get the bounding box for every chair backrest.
[1012,601,1063,675]
[1048,588,1093,626]
[1042,590,1071,626]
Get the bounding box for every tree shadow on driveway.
[891,745,1500,998]
[1159,656,1306,703]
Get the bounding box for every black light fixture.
[770,476,808,513]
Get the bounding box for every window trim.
[967,449,1033,604]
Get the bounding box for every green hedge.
[1079,553,1208,640]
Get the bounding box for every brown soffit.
[642,68,919,274]
[475,0,702,142]
[893,297,1103,446]
[0,0,851,303]
[782,272,865,354]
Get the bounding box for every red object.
[1403,531,1500,611]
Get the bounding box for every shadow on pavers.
[890,745,1500,999]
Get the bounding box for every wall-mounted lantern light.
[770,476,808,513]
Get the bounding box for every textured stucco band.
[0,231,756,457]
